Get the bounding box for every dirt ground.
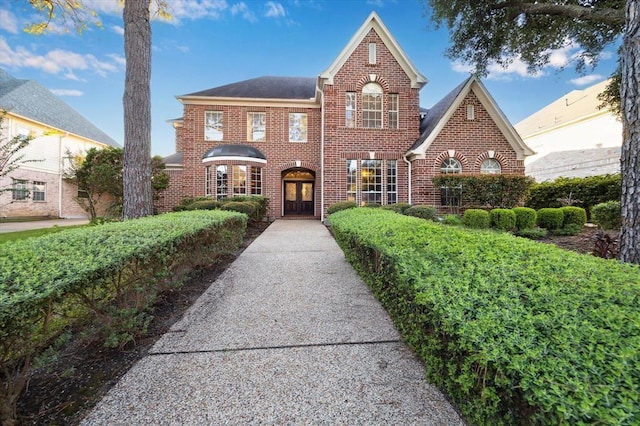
[13,222,617,425]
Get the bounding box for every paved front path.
[0,219,89,233]
[81,220,464,425]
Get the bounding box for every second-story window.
[362,83,383,128]
[388,94,398,129]
[205,111,223,141]
[247,112,266,142]
[289,113,307,142]
[346,92,356,128]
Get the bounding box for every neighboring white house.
[515,79,622,182]
[0,69,120,219]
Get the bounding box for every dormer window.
[369,43,376,64]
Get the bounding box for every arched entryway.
[282,168,315,216]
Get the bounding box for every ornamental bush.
[442,214,463,226]
[512,207,537,230]
[432,174,534,208]
[327,201,357,214]
[463,209,490,229]
[592,201,622,230]
[225,195,269,220]
[537,208,564,230]
[489,208,516,231]
[404,205,438,221]
[185,199,222,210]
[329,208,640,425]
[560,206,587,227]
[222,201,260,222]
[380,203,411,214]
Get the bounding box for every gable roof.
[515,79,615,138]
[319,11,427,89]
[408,75,534,160]
[0,69,119,147]
[180,76,317,101]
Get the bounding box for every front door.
[284,181,314,215]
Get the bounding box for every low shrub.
[186,199,222,211]
[0,211,247,423]
[592,201,621,230]
[362,202,381,208]
[515,227,547,240]
[223,195,269,220]
[404,205,438,221]
[489,208,516,231]
[329,208,640,424]
[327,201,357,214]
[561,206,587,227]
[512,207,537,230]
[537,208,564,230]
[442,214,462,226]
[462,209,490,229]
[554,223,583,236]
[380,203,411,214]
[222,201,260,222]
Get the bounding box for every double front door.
[284,181,314,215]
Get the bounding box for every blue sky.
[0,0,620,157]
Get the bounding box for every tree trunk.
[619,1,640,264]
[122,0,153,219]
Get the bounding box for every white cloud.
[570,74,604,86]
[451,62,474,74]
[111,25,125,36]
[265,1,286,18]
[161,0,230,24]
[50,88,84,96]
[0,37,123,78]
[0,9,18,34]
[230,2,257,23]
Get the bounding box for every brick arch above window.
[433,150,469,173]
[355,74,390,92]
[474,151,507,171]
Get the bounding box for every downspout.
[402,154,412,205]
[317,83,326,223]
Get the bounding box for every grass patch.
[0,225,87,244]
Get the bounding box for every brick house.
[159,12,533,220]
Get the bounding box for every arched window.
[362,83,383,128]
[480,158,501,174]
[440,157,462,174]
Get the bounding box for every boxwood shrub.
[489,208,516,231]
[537,208,564,230]
[463,209,490,229]
[404,205,438,221]
[512,207,537,230]
[560,206,587,227]
[327,201,357,214]
[222,200,261,222]
[592,201,621,230]
[0,210,247,423]
[380,202,411,214]
[329,208,640,425]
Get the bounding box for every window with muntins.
[480,158,501,174]
[362,83,383,128]
[346,160,357,202]
[289,113,307,142]
[12,179,28,201]
[386,161,397,204]
[250,167,262,195]
[388,94,398,129]
[205,166,212,196]
[440,157,462,207]
[346,92,356,128]
[233,165,247,195]
[247,113,266,142]
[205,111,223,141]
[361,160,382,204]
[32,181,45,201]
[216,165,228,200]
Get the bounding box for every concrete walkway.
[81,220,464,425]
[0,218,89,233]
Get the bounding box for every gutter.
[317,83,326,222]
[402,154,412,205]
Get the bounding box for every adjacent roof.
[181,76,317,100]
[408,75,534,160]
[515,79,615,138]
[0,68,120,147]
[163,151,183,167]
[202,144,267,163]
[320,11,427,89]
[526,147,621,182]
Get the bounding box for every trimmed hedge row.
[329,208,639,425]
[173,195,269,223]
[0,211,247,423]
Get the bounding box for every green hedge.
[432,174,534,208]
[327,201,357,214]
[526,174,621,217]
[222,200,261,222]
[592,201,621,230]
[0,211,247,423]
[329,208,640,425]
[404,205,438,221]
[380,202,411,214]
[512,207,537,230]
[561,206,587,227]
[537,208,564,230]
[490,208,516,231]
[463,209,490,229]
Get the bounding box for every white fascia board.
[177,96,320,109]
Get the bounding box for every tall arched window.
[362,83,383,128]
[440,157,462,207]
